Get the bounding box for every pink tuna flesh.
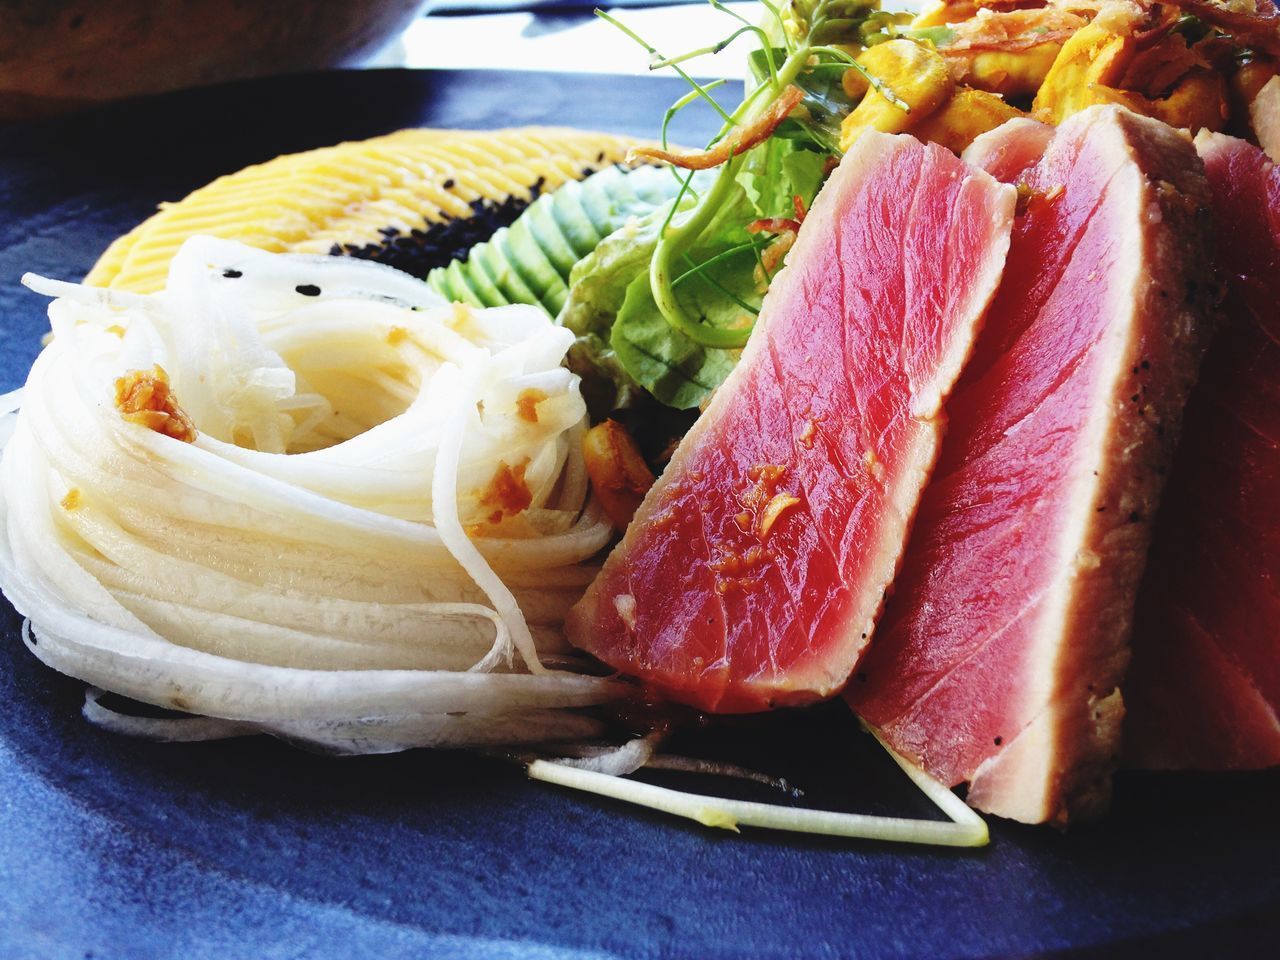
[1124,132,1280,770]
[565,131,1015,712]
[848,106,1213,824]
[961,117,1053,185]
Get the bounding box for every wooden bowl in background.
[0,0,427,121]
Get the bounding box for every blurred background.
[0,0,762,122]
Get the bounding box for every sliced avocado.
[632,167,684,206]
[431,261,487,307]
[475,237,540,307]
[548,184,605,257]
[575,175,622,238]
[496,221,568,314]
[522,198,581,278]
[451,251,508,308]
[424,165,689,316]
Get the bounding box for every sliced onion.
[1,236,621,753]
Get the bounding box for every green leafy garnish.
[557,0,896,409]
[561,137,823,408]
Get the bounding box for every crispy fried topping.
[734,464,802,540]
[516,388,548,424]
[628,86,806,170]
[583,420,656,529]
[1178,0,1280,55]
[113,366,197,442]
[479,458,533,522]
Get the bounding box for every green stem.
[672,237,771,288]
[752,240,773,284]
[649,43,812,349]
[651,25,758,73]
[681,252,760,315]
[661,82,725,188]
[757,0,791,52]
[705,0,779,88]
[809,43,910,111]
[595,9,738,127]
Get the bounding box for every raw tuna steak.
[848,106,1214,824]
[565,132,1015,712]
[1125,132,1280,770]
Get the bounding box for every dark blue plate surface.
[1,69,1278,960]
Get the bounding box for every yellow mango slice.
[85,127,642,293]
[840,39,955,151]
[1033,21,1134,124]
[911,0,979,29]
[912,88,1024,153]
[951,43,1065,98]
[1150,69,1228,133]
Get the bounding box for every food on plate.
[908,87,1023,153]
[848,106,1214,824]
[1,237,621,752]
[423,165,684,316]
[904,0,1275,150]
[566,131,1015,713]
[4,0,1280,839]
[580,419,657,530]
[1124,131,1280,770]
[86,127,642,294]
[925,6,1087,98]
[1251,74,1280,159]
[838,39,956,146]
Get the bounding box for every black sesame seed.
[994,736,1003,746]
[326,188,540,278]
[222,269,242,279]
[1141,360,1150,370]
[295,284,321,297]
[442,178,456,189]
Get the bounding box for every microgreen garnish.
[601,0,893,349]
[661,82,727,188]
[595,9,739,128]
[681,252,761,316]
[672,237,773,289]
[809,44,910,112]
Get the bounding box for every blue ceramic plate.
[1,69,1277,960]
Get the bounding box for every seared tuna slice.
[849,107,1214,824]
[960,118,1052,184]
[566,132,1015,712]
[1125,132,1280,770]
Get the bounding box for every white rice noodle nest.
[0,236,621,754]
